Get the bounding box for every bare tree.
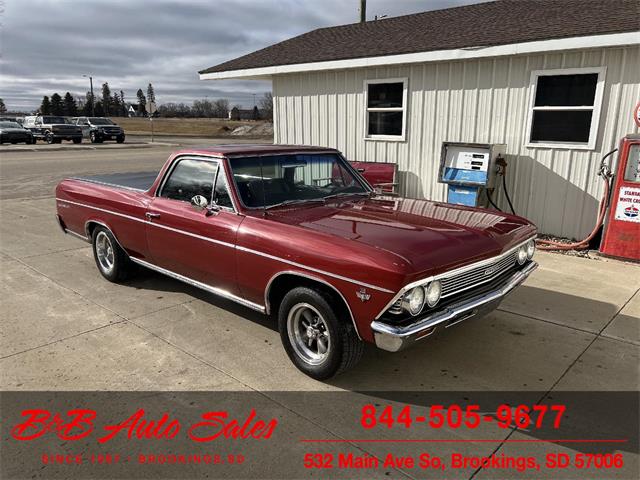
[259,92,273,120]
[212,99,230,118]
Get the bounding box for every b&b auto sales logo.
[11,408,277,443]
[7,407,277,466]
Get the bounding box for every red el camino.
[55,145,537,379]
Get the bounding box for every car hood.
[268,196,536,276]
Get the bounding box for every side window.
[160,158,218,203]
[526,68,605,149]
[214,170,233,208]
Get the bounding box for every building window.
[364,78,407,141]
[526,67,606,150]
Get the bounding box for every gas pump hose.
[536,148,617,251]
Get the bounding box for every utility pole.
[360,0,366,22]
[83,74,95,116]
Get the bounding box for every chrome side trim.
[129,257,266,313]
[236,245,394,294]
[375,236,537,319]
[56,197,393,293]
[83,220,126,251]
[371,261,538,352]
[64,229,90,242]
[264,270,362,340]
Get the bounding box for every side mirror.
[190,195,209,211]
[191,195,222,216]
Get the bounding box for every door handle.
[145,212,161,219]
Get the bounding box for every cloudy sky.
[1,0,487,111]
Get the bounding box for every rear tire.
[278,287,363,379]
[116,135,125,144]
[73,137,82,144]
[91,226,132,282]
[45,132,54,144]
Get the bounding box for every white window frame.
[525,67,606,151]
[364,78,408,142]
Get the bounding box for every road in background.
[0,137,269,200]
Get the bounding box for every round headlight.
[517,246,527,265]
[425,280,442,308]
[402,287,425,316]
[526,240,535,259]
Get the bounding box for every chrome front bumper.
[371,261,538,352]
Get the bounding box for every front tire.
[278,287,363,380]
[90,131,102,143]
[91,227,131,282]
[45,132,54,144]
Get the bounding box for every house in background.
[229,106,261,120]
[200,0,639,240]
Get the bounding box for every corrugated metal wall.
[272,45,640,239]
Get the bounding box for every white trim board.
[199,32,640,80]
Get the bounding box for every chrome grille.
[440,252,517,298]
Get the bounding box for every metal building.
[200,0,640,240]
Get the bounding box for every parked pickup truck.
[55,145,537,379]
[23,115,83,144]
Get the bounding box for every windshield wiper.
[264,198,325,210]
[323,191,371,202]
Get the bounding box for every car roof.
[176,144,339,158]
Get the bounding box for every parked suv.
[73,117,125,143]
[22,116,83,144]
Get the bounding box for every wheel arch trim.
[84,219,127,252]
[264,270,362,340]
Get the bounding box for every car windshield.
[42,116,68,124]
[89,118,115,125]
[0,122,21,128]
[230,153,369,208]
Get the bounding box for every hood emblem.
[356,288,371,302]
[484,266,497,276]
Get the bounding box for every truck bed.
[72,171,158,192]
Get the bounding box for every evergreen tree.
[63,92,78,116]
[120,90,126,116]
[50,93,63,115]
[111,92,121,117]
[0,98,6,114]
[102,83,111,116]
[94,101,104,117]
[146,83,155,103]
[40,96,51,115]
[136,89,146,115]
[82,92,93,115]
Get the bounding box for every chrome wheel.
[287,303,331,365]
[95,231,115,274]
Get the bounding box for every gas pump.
[600,134,640,261]
[438,142,506,207]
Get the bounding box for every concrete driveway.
[1,146,638,478]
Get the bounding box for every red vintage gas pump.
[600,134,640,261]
